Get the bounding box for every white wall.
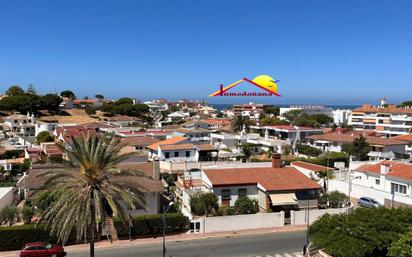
[202,212,284,233]
[329,179,412,205]
[290,208,347,226]
[0,187,14,211]
[212,185,258,206]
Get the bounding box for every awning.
[269,193,298,206]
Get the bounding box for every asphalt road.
[68,231,306,257]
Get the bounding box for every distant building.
[4,112,36,137]
[332,109,352,125]
[279,105,333,118]
[232,102,267,119]
[250,125,323,145]
[349,99,412,137]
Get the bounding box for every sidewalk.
[0,225,306,257]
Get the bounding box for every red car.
[19,242,66,257]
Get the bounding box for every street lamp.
[163,202,174,257]
[348,174,361,213]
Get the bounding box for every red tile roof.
[291,161,333,172]
[393,134,412,142]
[146,136,187,151]
[353,105,412,115]
[355,161,412,180]
[121,136,160,146]
[203,167,321,191]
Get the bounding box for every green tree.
[263,105,280,116]
[60,90,76,100]
[38,134,146,257]
[232,116,253,132]
[310,207,412,257]
[389,229,412,257]
[85,108,96,115]
[27,84,37,95]
[282,109,303,124]
[241,143,252,161]
[21,206,35,224]
[0,205,19,226]
[296,143,322,157]
[235,196,258,214]
[95,94,104,100]
[6,85,25,96]
[200,192,218,216]
[41,94,62,113]
[310,114,334,126]
[36,131,54,144]
[341,135,371,161]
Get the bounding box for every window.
[174,151,179,157]
[238,188,247,197]
[222,189,231,200]
[391,183,407,194]
[375,179,380,185]
[185,151,190,157]
[165,152,170,159]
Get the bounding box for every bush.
[114,213,188,237]
[22,206,35,224]
[319,191,347,208]
[85,108,96,115]
[0,224,56,251]
[36,131,54,144]
[0,205,19,226]
[189,192,218,216]
[215,206,237,216]
[235,196,259,214]
[296,143,322,157]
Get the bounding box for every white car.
[15,143,24,148]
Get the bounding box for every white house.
[250,125,323,145]
[351,161,412,207]
[4,113,36,137]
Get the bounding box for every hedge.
[0,213,188,251]
[114,213,189,237]
[0,224,57,251]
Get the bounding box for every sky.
[0,0,411,105]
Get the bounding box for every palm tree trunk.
[90,195,96,257]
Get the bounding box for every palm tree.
[231,116,253,132]
[38,134,147,257]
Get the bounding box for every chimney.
[380,164,390,175]
[272,153,281,169]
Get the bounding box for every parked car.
[19,242,66,257]
[357,197,382,208]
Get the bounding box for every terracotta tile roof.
[203,119,231,126]
[159,144,194,151]
[307,133,407,146]
[203,167,321,191]
[146,136,187,151]
[355,161,412,180]
[353,105,412,115]
[121,136,160,146]
[393,134,412,142]
[291,161,334,172]
[194,144,217,151]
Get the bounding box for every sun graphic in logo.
[252,75,279,94]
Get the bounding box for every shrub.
[22,206,35,224]
[319,191,347,209]
[114,213,188,237]
[216,206,237,216]
[85,108,96,115]
[0,205,19,226]
[189,192,218,216]
[36,131,54,144]
[296,143,322,157]
[235,196,259,214]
